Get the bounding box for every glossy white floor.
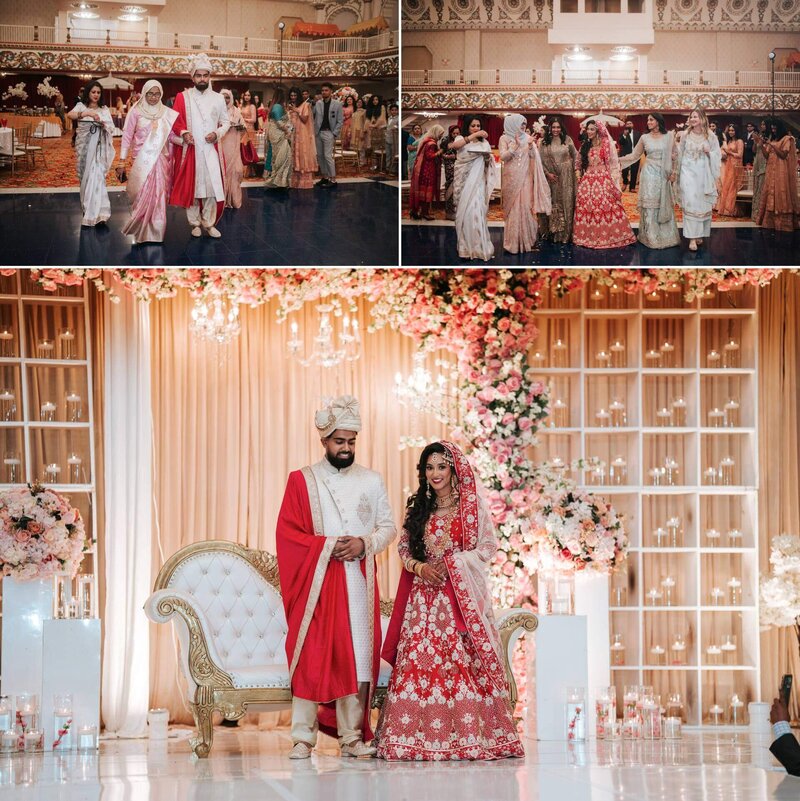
[0,727,796,800]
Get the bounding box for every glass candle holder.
[538,570,575,615]
[650,643,666,666]
[0,328,14,357]
[595,687,618,739]
[670,635,687,666]
[705,528,721,547]
[40,400,56,422]
[610,633,626,665]
[653,527,668,547]
[664,717,682,739]
[53,572,73,619]
[671,397,687,426]
[77,725,98,751]
[642,693,662,740]
[147,708,169,741]
[566,687,586,742]
[656,407,673,427]
[610,340,626,368]
[661,575,676,606]
[645,349,662,367]
[551,339,568,368]
[706,349,721,368]
[53,694,73,751]
[23,729,43,752]
[0,389,15,421]
[666,693,684,720]
[59,328,76,360]
[664,458,679,486]
[706,644,722,665]
[659,341,675,368]
[723,339,740,368]
[610,585,627,607]
[67,453,82,484]
[589,288,605,307]
[595,408,611,428]
[0,696,10,732]
[707,407,725,428]
[721,634,738,665]
[531,350,546,368]
[649,467,666,486]
[0,730,16,753]
[610,457,627,485]
[728,577,743,606]
[609,283,624,308]
[65,391,82,422]
[37,338,54,358]
[710,586,726,606]
[77,574,96,619]
[666,517,682,547]
[727,528,744,546]
[719,457,736,486]
[595,350,611,369]
[588,464,606,486]
[551,398,568,428]
[16,693,39,735]
[646,587,663,606]
[44,463,61,484]
[4,451,20,483]
[609,398,626,427]
[724,398,740,427]
[729,694,746,725]
[703,466,718,486]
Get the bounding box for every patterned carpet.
[0,117,384,190]
[400,182,748,226]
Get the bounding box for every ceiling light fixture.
[118,12,144,20]
[567,53,593,62]
[72,10,100,18]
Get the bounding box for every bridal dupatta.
[382,441,507,694]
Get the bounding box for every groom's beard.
[326,452,355,470]
[195,82,209,92]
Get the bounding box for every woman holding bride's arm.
[451,115,496,261]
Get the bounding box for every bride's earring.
[426,483,433,500]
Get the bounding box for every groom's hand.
[332,536,365,561]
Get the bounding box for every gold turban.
[315,395,362,438]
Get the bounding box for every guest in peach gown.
[755,119,800,231]
[115,80,178,243]
[219,88,245,209]
[341,95,356,149]
[717,124,744,217]
[287,87,318,189]
[351,98,367,166]
[497,113,551,254]
[240,89,258,176]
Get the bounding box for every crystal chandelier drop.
[287,302,362,368]
[190,295,241,345]
[393,352,457,424]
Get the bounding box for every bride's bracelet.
[404,558,424,577]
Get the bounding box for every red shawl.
[276,469,381,740]
[169,89,224,225]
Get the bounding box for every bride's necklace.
[434,493,455,511]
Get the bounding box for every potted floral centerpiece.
[760,534,800,651]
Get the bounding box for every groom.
[276,396,395,759]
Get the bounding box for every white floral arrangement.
[2,82,28,101]
[531,486,627,573]
[530,115,548,136]
[760,534,800,629]
[0,484,89,581]
[334,86,359,101]
[37,77,60,99]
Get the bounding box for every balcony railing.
[402,68,800,89]
[0,24,396,57]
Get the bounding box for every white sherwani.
[178,86,229,201]
[310,458,395,681]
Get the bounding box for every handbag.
[240,140,258,165]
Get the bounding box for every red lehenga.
[573,132,636,249]
[376,442,524,762]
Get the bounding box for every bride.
[452,116,496,261]
[375,441,524,761]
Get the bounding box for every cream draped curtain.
[758,272,800,710]
[148,290,448,720]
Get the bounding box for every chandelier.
[393,351,458,424]
[190,295,241,345]
[287,301,362,368]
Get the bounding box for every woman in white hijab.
[115,80,179,243]
[498,113,551,254]
[451,114,496,261]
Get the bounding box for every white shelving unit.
[530,279,760,727]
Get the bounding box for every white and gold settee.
[144,540,537,758]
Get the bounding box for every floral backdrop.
[13,268,786,607]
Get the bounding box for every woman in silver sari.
[618,112,680,249]
[67,80,115,226]
[263,90,293,190]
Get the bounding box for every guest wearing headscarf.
[219,88,246,209]
[497,113,551,254]
[115,80,179,242]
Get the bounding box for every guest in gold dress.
[717,124,744,217]
[539,118,578,243]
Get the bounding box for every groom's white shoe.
[205,226,222,238]
[289,742,313,760]
[341,740,377,758]
[191,226,202,238]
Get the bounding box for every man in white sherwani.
[276,396,396,759]
[169,53,230,238]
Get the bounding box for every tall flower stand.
[575,571,611,738]
[0,577,53,698]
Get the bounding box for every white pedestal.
[533,615,589,740]
[575,571,611,737]
[41,619,101,751]
[0,576,53,698]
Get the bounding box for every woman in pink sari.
[115,80,178,244]
[376,441,524,761]
[220,88,245,209]
[287,87,318,189]
[498,113,551,254]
